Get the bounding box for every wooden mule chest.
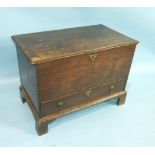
[12,24,138,135]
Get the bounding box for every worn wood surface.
[12,24,138,64]
[16,46,40,114]
[13,25,138,135]
[41,80,126,117]
[20,85,127,135]
[37,44,136,102]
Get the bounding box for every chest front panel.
[37,44,135,102]
[40,79,126,117]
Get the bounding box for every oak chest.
[12,24,138,135]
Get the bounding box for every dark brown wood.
[117,92,127,106]
[37,44,135,102]
[41,80,126,116]
[35,121,48,136]
[16,46,40,114]
[12,25,139,135]
[19,85,127,131]
[12,24,138,64]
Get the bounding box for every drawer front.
[37,44,136,102]
[41,80,125,116]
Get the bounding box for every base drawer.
[41,80,126,116]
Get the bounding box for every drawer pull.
[57,101,64,107]
[89,53,97,62]
[110,85,115,93]
[85,89,92,96]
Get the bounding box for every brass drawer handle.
[85,89,92,96]
[110,85,115,93]
[89,53,97,62]
[57,101,64,107]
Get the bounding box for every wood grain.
[12,25,139,135]
[12,24,138,64]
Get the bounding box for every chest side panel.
[16,46,40,114]
[37,44,136,102]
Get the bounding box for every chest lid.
[12,24,138,64]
